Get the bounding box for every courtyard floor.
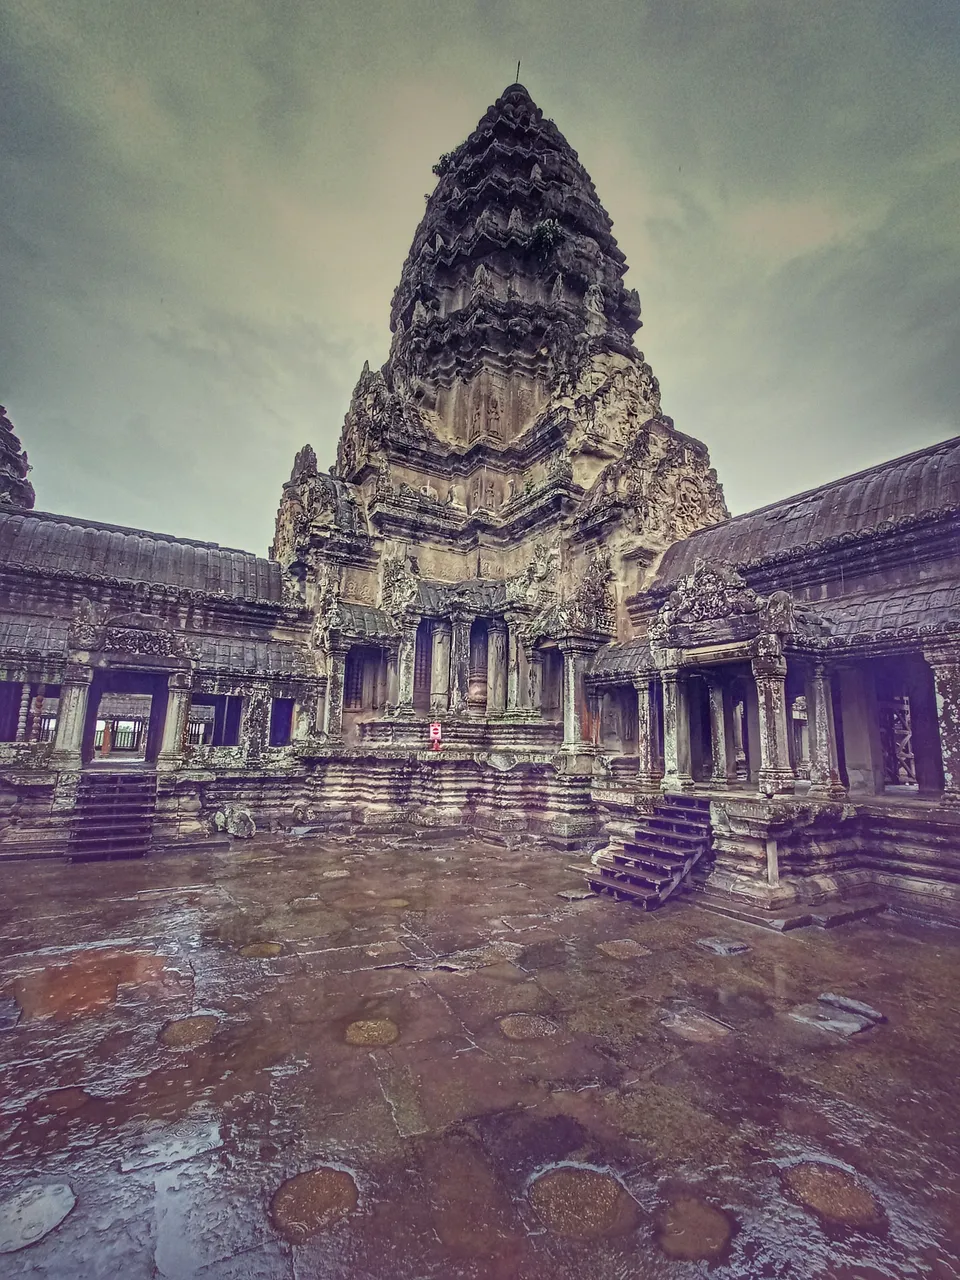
[0,832,957,1279]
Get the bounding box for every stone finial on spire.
[0,406,36,511]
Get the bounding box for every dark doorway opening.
[81,670,170,767]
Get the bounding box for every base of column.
[558,744,594,775]
[758,769,796,797]
[938,789,960,810]
[155,753,183,774]
[50,751,82,771]
[661,773,696,793]
[636,771,664,794]
[807,782,848,799]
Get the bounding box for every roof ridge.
[695,433,960,535]
[0,506,261,558]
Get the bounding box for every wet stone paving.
[0,833,958,1278]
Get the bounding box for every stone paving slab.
[0,833,957,1278]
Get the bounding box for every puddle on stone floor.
[10,948,171,1020]
[498,1013,558,1041]
[0,1183,76,1254]
[159,1014,219,1049]
[238,942,284,958]
[26,1087,91,1117]
[783,1160,885,1227]
[120,1116,223,1171]
[656,1194,734,1260]
[596,938,651,960]
[270,1167,359,1242]
[527,1165,635,1238]
[344,1018,399,1046]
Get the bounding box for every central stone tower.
[271,84,727,753]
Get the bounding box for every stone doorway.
[80,670,169,768]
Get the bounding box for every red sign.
[429,722,442,751]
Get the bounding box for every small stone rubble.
[696,937,751,956]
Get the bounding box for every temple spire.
[381,82,642,448]
[0,406,36,511]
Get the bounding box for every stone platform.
[0,834,957,1277]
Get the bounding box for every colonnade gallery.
[1,85,958,919]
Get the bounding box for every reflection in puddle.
[0,1184,75,1253]
[270,1167,358,1242]
[657,1195,733,1260]
[12,949,171,1020]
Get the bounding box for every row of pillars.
[323,617,587,746]
[50,667,193,770]
[635,657,844,798]
[47,668,307,770]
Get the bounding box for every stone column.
[157,670,193,771]
[430,620,451,715]
[314,675,328,735]
[505,620,523,713]
[449,613,473,714]
[806,662,846,797]
[731,693,749,782]
[633,673,663,792]
[386,645,400,709]
[924,649,960,808]
[323,646,348,739]
[751,644,795,796]
[526,648,543,716]
[15,683,31,742]
[395,620,418,717]
[707,676,736,788]
[50,665,92,768]
[486,620,508,715]
[559,641,591,751]
[660,668,694,792]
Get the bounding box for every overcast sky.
[2,0,958,554]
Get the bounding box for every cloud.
[0,0,957,549]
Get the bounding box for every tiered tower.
[0,406,35,511]
[273,84,727,646]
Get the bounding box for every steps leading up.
[586,794,712,910]
[69,770,158,862]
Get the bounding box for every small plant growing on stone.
[432,151,457,177]
[530,218,564,257]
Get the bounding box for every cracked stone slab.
[557,889,595,901]
[788,1003,874,1037]
[661,1009,734,1043]
[696,937,751,956]
[818,992,886,1024]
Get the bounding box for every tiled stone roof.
[194,637,310,677]
[334,602,396,639]
[822,582,960,643]
[654,435,960,586]
[0,509,283,602]
[589,637,652,678]
[0,616,70,659]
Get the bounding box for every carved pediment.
[650,561,830,649]
[68,598,196,658]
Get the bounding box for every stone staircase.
[586,794,712,909]
[69,770,158,862]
